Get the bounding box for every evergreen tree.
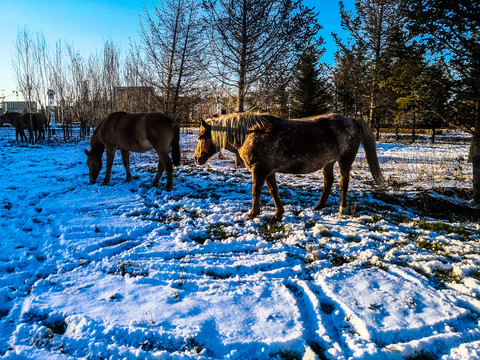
[290,47,331,118]
[334,0,407,128]
[332,43,369,118]
[401,0,480,203]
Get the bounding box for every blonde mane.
[210,113,269,149]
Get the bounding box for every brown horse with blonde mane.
[85,112,181,189]
[195,112,385,220]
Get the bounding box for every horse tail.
[171,121,181,166]
[355,118,386,187]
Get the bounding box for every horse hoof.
[338,206,349,216]
[246,212,258,220]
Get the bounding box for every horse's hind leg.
[247,170,268,219]
[338,155,355,215]
[152,161,164,188]
[314,162,335,211]
[121,150,132,182]
[154,152,172,190]
[266,174,284,219]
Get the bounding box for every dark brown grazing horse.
[195,112,386,220]
[0,112,48,142]
[85,112,181,189]
[0,112,32,142]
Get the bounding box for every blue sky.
[0,0,354,101]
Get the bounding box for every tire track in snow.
[285,279,352,360]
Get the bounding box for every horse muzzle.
[195,157,205,165]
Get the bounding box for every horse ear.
[84,149,90,156]
[212,113,220,118]
[201,120,211,129]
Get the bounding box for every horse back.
[272,114,360,153]
[240,113,362,174]
[98,112,178,152]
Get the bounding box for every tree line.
[12,0,480,203]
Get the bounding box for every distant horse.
[84,111,181,189]
[0,112,32,142]
[32,113,48,141]
[195,113,386,220]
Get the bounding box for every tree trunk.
[411,111,416,144]
[29,112,34,144]
[166,4,180,116]
[368,3,384,129]
[237,0,248,113]
[472,99,480,205]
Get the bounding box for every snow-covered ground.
[0,129,479,359]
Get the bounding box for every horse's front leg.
[266,174,284,220]
[247,170,267,219]
[120,150,132,182]
[102,149,116,185]
[314,162,335,211]
[18,129,25,142]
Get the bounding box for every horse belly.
[139,139,154,151]
[120,138,154,153]
[279,157,328,174]
[276,142,337,174]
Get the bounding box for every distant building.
[114,86,153,104]
[0,101,37,114]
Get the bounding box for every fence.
[0,125,90,142]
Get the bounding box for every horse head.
[84,149,102,184]
[194,119,218,165]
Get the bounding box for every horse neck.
[211,118,245,149]
[212,115,267,149]
[90,135,105,156]
[3,114,16,124]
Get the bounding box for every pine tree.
[290,47,331,118]
[401,0,480,203]
[334,0,407,128]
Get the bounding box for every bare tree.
[131,0,205,119]
[33,32,51,117]
[67,44,90,138]
[202,0,321,113]
[50,40,75,140]
[102,40,121,115]
[87,53,104,121]
[13,27,38,142]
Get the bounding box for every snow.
[0,130,479,359]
